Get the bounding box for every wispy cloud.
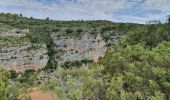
[0,0,169,23]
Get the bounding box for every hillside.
[0,13,170,100]
[0,13,142,70]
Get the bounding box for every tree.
[167,15,170,23]
[30,16,34,20]
[146,20,161,24]
[19,13,23,17]
[45,17,50,20]
[0,66,10,100]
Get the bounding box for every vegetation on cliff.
[0,13,170,100]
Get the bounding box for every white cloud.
[0,0,169,23]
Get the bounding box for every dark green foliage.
[101,26,115,33]
[45,17,50,20]
[52,28,59,32]
[18,69,36,84]
[168,16,170,23]
[9,70,18,79]
[66,28,73,33]
[76,28,83,33]
[61,60,93,68]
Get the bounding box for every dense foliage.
[0,66,10,100]
[51,47,169,99]
[39,24,170,100]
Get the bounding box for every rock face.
[0,28,28,37]
[0,44,48,68]
[52,33,115,65]
[0,28,116,69]
[0,28,48,71]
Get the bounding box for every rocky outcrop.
[0,28,29,37]
[52,33,116,65]
[0,44,48,69]
[0,28,48,71]
[0,28,117,69]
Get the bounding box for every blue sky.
[0,0,170,23]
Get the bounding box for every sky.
[0,0,170,23]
